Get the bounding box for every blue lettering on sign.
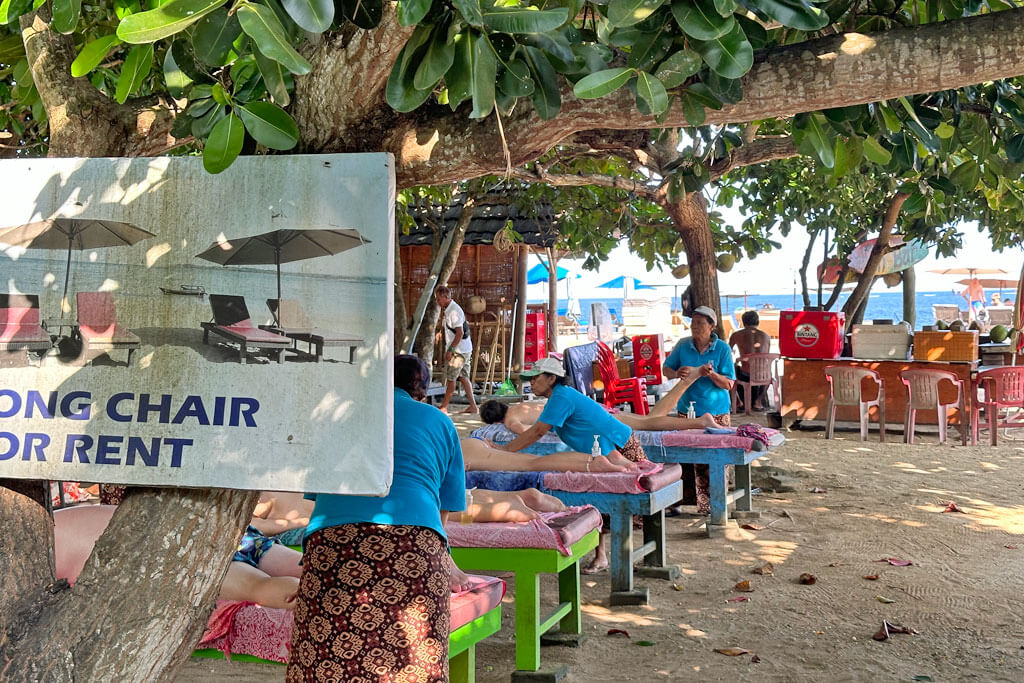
[106,393,134,423]
[0,390,91,419]
[23,433,49,460]
[61,434,193,467]
[0,432,18,460]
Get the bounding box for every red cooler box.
[632,334,664,384]
[779,310,845,359]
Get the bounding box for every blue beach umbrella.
[527,263,577,284]
[596,276,656,291]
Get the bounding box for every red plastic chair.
[823,366,885,442]
[732,353,781,415]
[898,369,967,445]
[595,341,649,414]
[971,367,1024,445]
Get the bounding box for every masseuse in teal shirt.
[288,355,470,682]
[663,305,736,423]
[497,356,648,573]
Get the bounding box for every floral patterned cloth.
[286,523,449,683]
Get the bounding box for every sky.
[528,220,1024,301]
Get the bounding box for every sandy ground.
[178,415,1024,682]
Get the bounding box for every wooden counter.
[781,357,977,425]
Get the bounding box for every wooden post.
[513,245,528,385]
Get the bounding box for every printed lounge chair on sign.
[0,293,52,364]
[76,292,141,366]
[201,294,290,364]
[260,298,363,363]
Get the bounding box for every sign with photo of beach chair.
[0,155,394,495]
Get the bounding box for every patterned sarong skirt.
[285,523,450,683]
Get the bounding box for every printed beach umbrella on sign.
[195,228,370,315]
[0,217,155,316]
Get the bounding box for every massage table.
[193,574,505,683]
[446,506,602,677]
[471,424,786,536]
[466,464,684,606]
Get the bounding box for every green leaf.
[0,0,32,25]
[445,32,473,109]
[498,59,534,97]
[626,30,671,70]
[211,82,229,105]
[607,0,667,28]
[115,44,153,104]
[71,34,122,78]
[51,0,82,34]
[927,175,957,194]
[573,67,633,99]
[691,21,752,79]
[1006,133,1024,163]
[680,90,706,125]
[523,45,560,119]
[236,1,312,75]
[470,32,497,118]
[935,121,955,139]
[890,131,918,169]
[171,39,210,82]
[116,0,229,43]
[254,45,290,105]
[655,49,701,88]
[191,103,225,137]
[453,0,485,28]
[741,0,828,31]
[481,7,569,34]
[862,136,891,165]
[203,112,244,173]
[235,101,299,149]
[879,104,902,133]
[414,26,456,91]
[949,159,980,190]
[339,0,382,30]
[672,0,735,41]
[397,0,431,26]
[385,24,433,112]
[191,9,242,66]
[281,0,333,32]
[635,71,668,114]
[712,0,737,15]
[794,113,834,168]
[163,47,193,98]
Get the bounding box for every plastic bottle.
[686,402,696,420]
[460,488,475,524]
[591,435,602,458]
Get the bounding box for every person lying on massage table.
[479,364,714,434]
[249,491,313,546]
[54,505,303,610]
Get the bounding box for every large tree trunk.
[903,267,917,328]
[665,193,722,335]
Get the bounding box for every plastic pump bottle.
[686,402,696,420]
[591,435,602,458]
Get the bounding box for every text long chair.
[899,369,967,445]
[824,366,885,442]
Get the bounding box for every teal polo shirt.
[537,383,633,455]
[663,334,736,416]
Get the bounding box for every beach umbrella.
[928,266,1009,276]
[0,217,155,316]
[195,228,370,307]
[526,263,577,284]
[956,277,1019,290]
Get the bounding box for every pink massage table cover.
[541,461,682,495]
[198,574,506,663]
[445,505,603,556]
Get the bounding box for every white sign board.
[0,155,394,495]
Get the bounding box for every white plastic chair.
[732,353,781,414]
[824,366,885,442]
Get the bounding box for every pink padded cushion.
[78,324,139,343]
[221,323,289,342]
[659,428,781,452]
[541,462,682,494]
[446,505,603,555]
[0,297,40,326]
[76,292,116,328]
[450,575,505,630]
[0,324,49,344]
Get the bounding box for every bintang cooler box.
[780,310,845,359]
[632,333,664,384]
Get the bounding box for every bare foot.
[449,564,473,593]
[460,406,479,414]
[518,488,566,513]
[589,456,628,473]
[581,557,609,574]
[700,413,718,428]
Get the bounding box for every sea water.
[532,290,998,329]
